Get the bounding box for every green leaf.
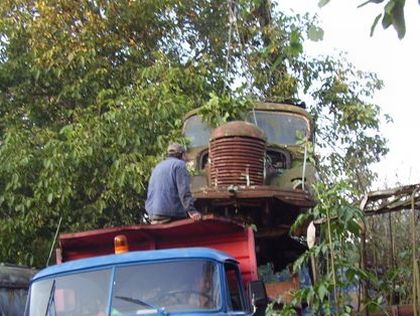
[384,0,396,13]
[391,0,406,39]
[47,193,53,204]
[307,25,324,42]
[347,219,361,235]
[318,0,331,7]
[35,70,41,81]
[249,224,258,232]
[87,146,93,156]
[317,283,329,300]
[68,52,75,63]
[382,12,393,29]
[358,0,385,8]
[370,14,382,36]
[382,14,392,29]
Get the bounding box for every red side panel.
[58,215,258,285]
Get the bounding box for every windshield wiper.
[45,279,56,316]
[114,296,167,315]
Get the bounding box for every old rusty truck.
[183,101,316,273]
[25,101,316,315]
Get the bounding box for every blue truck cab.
[25,247,262,316]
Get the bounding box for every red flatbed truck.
[56,215,258,286]
[56,214,300,303]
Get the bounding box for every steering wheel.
[158,290,214,307]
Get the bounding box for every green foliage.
[274,182,384,315]
[198,94,251,127]
[0,0,387,267]
[0,58,204,266]
[358,0,412,39]
[308,55,388,193]
[364,210,420,305]
[307,25,325,42]
[365,0,407,39]
[321,0,416,39]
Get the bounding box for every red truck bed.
[57,215,258,286]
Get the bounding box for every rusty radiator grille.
[209,136,266,186]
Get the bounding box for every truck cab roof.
[32,247,236,283]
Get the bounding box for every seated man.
[146,143,201,224]
[188,271,217,309]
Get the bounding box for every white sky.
[278,0,420,189]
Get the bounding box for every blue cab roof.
[32,247,236,283]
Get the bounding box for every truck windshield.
[183,115,212,147]
[28,269,111,316]
[184,110,310,148]
[246,111,310,145]
[28,260,221,316]
[112,260,221,313]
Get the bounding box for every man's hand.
[188,211,202,221]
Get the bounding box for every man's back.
[146,157,194,219]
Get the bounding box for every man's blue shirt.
[146,157,196,218]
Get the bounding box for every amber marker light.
[114,234,129,254]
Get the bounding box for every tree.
[0,0,387,266]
